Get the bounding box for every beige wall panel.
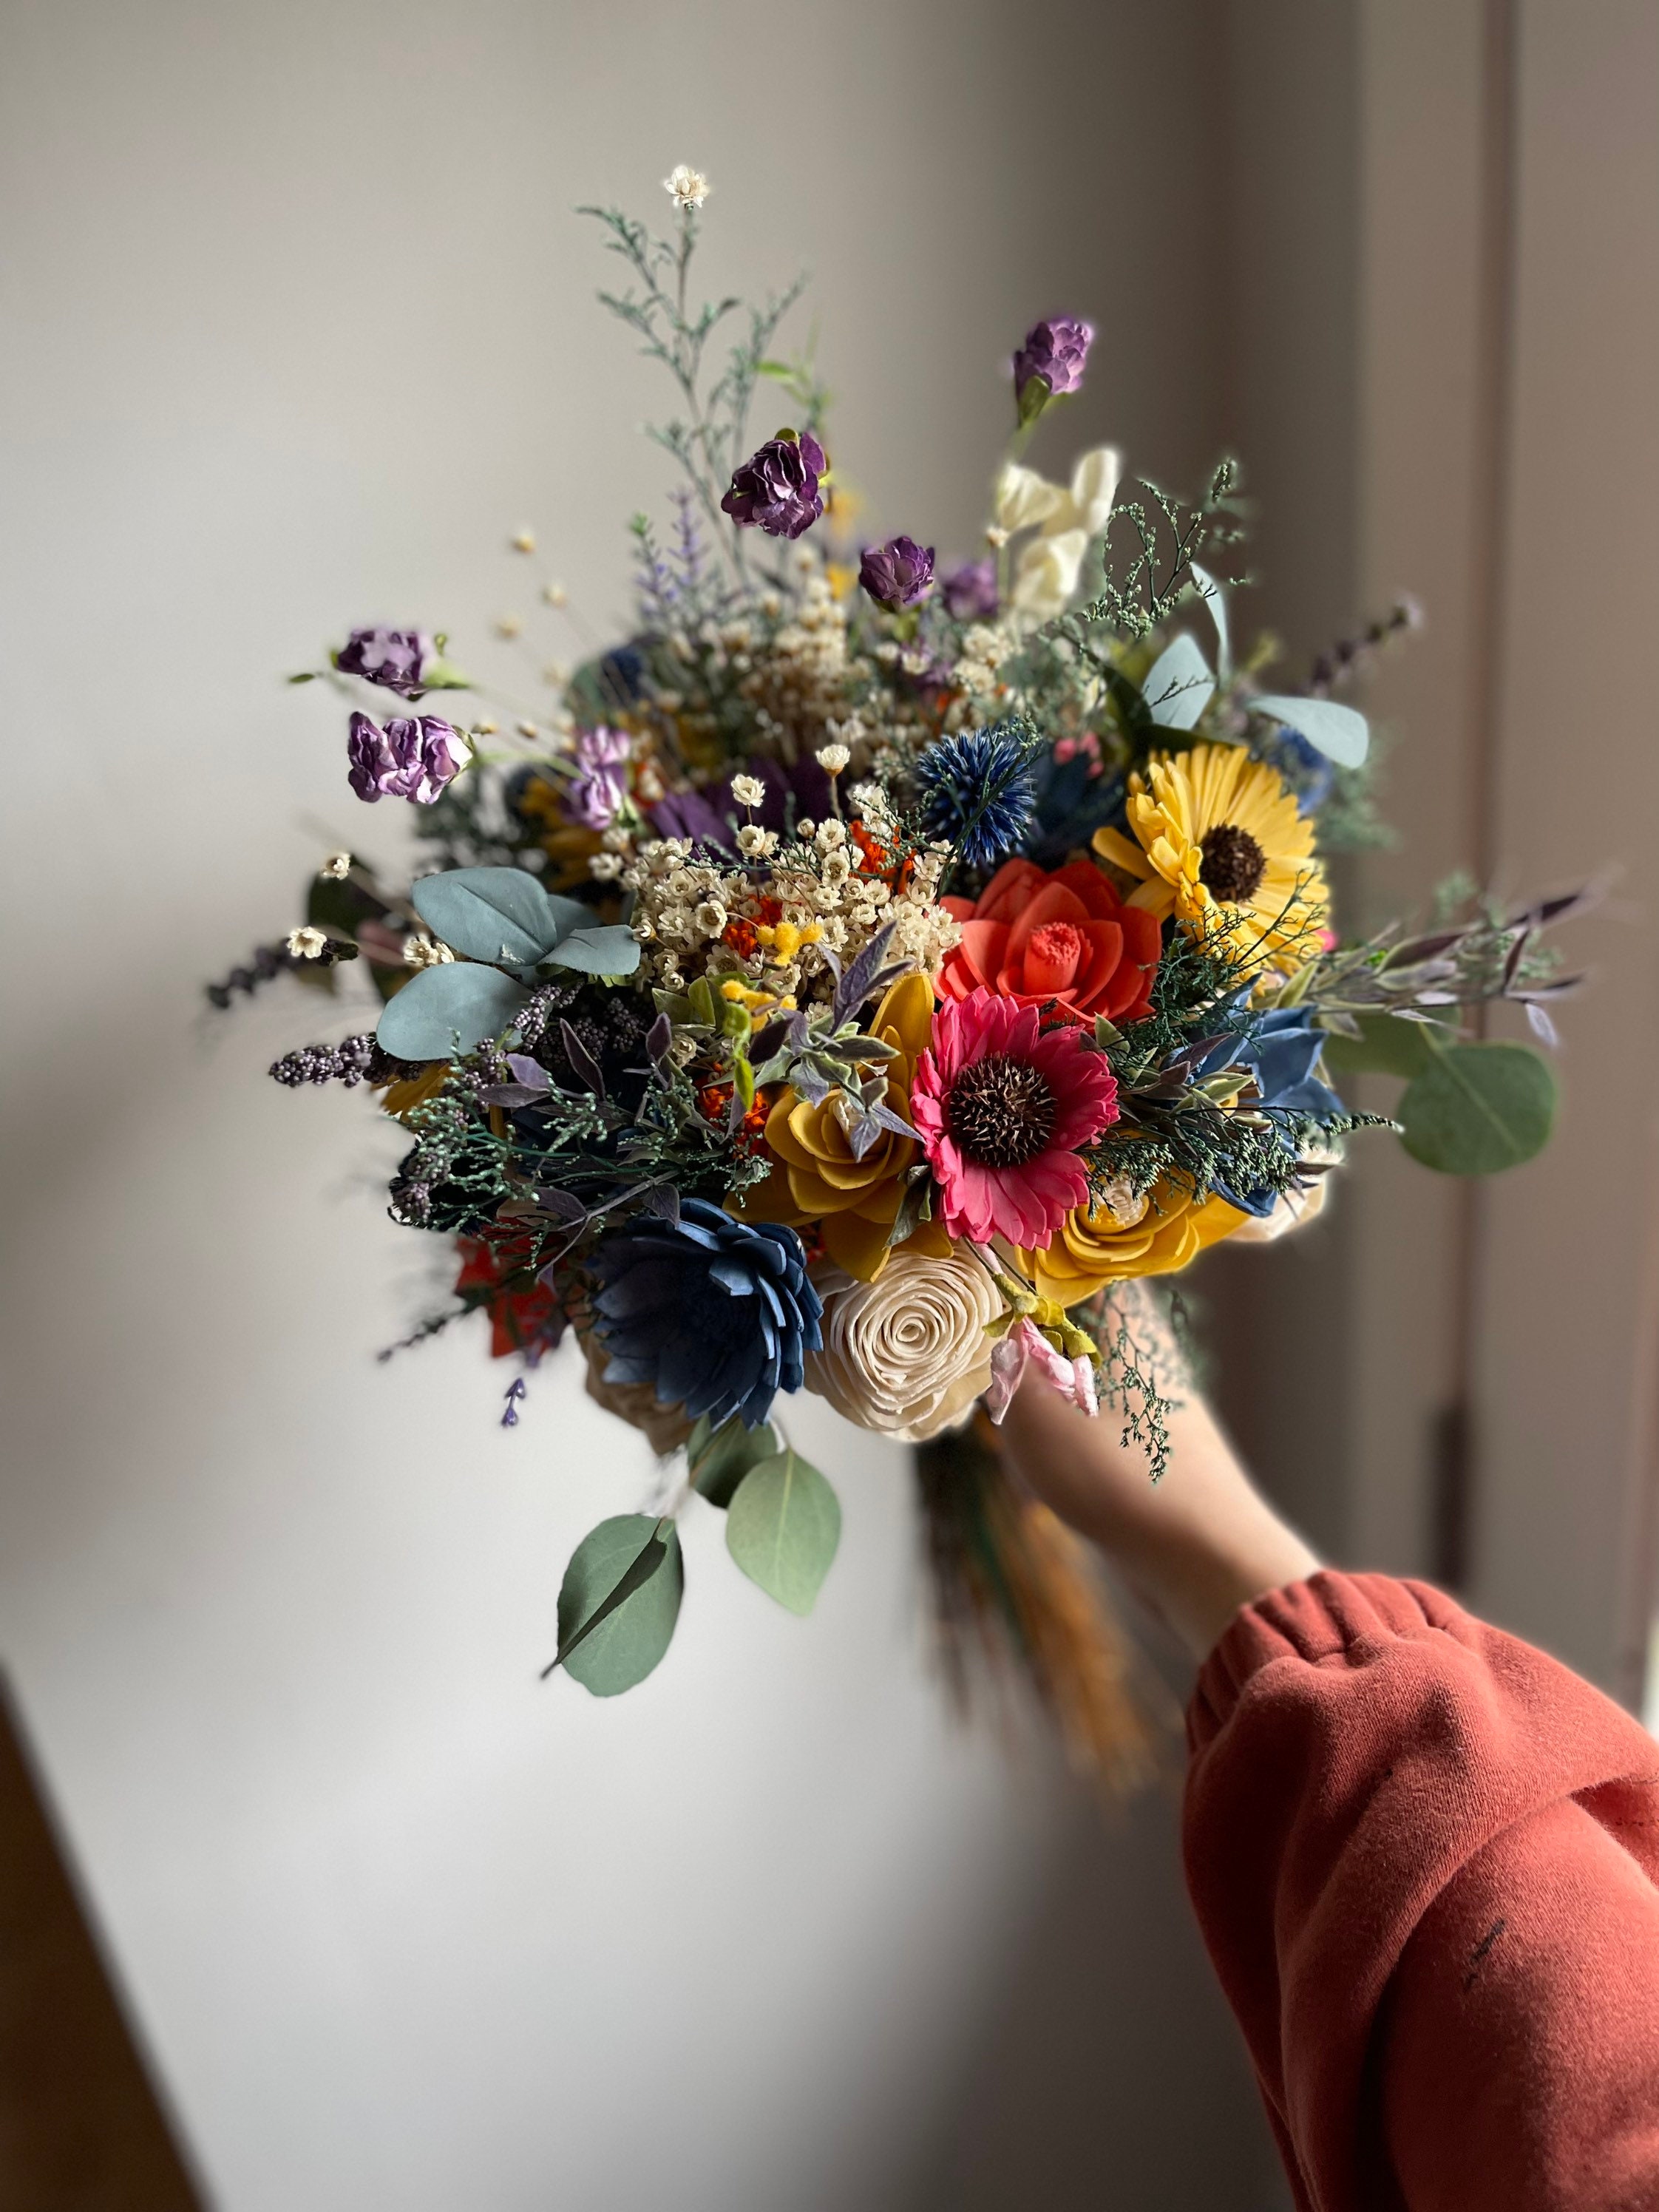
[1471,0,1659,1690]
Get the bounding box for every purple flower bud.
[858,535,936,613]
[941,557,1000,622]
[720,430,827,540]
[564,726,633,829]
[1013,317,1094,424]
[347,712,470,804]
[335,628,435,699]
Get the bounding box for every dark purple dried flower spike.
[858,535,935,613]
[1013,316,1094,425]
[334,628,434,698]
[721,430,827,540]
[347,711,470,804]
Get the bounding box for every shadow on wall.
[898,1767,1285,2212]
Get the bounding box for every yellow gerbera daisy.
[1093,742,1327,971]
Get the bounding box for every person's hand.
[994,1325,1320,1663]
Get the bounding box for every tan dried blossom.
[663,164,710,211]
[402,933,455,968]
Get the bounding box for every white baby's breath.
[730,773,767,810]
[815,742,851,775]
[319,851,351,880]
[286,926,328,960]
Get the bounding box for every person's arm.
[998,1375,1659,2212]
[996,1373,1320,1660]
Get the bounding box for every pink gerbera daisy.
[910,988,1119,1249]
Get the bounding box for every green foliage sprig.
[580,200,806,574]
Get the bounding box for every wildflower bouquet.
[217,170,1584,1756]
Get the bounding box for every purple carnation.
[942,557,1000,622]
[564,727,632,829]
[1013,317,1094,424]
[335,628,435,699]
[858,535,936,612]
[648,787,737,851]
[721,431,827,540]
[347,711,470,804]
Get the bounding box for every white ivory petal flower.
[1045,445,1122,539]
[1010,527,1089,622]
[662,165,710,211]
[994,462,1068,535]
[804,1244,1001,1442]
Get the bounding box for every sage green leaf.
[1398,1041,1556,1175]
[1191,562,1231,680]
[412,866,564,966]
[725,1451,841,1615]
[374,961,531,1060]
[551,1514,684,1697]
[690,1417,778,1510]
[418,657,471,690]
[1320,1013,1455,1082]
[1143,632,1215,730]
[1253,692,1369,768]
[549,922,642,977]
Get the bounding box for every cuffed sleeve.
[1183,1571,1659,2211]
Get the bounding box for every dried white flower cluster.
[730,564,864,762]
[622,822,959,1007]
[402,933,455,968]
[951,620,1020,712]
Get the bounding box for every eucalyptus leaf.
[1143,631,1215,730]
[375,961,532,1061]
[550,1514,684,1696]
[1253,693,1369,768]
[1319,1012,1456,1082]
[549,923,642,977]
[1191,562,1231,680]
[412,866,565,966]
[1398,1041,1556,1175]
[725,1451,841,1615]
[690,1417,780,1510]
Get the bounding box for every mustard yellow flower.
[730,973,951,1282]
[1014,1172,1246,1308]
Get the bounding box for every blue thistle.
[914,724,1039,868]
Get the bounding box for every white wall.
[0,3,1281,2206]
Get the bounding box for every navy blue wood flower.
[589,1201,823,1431]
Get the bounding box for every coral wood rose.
[938,858,1160,1025]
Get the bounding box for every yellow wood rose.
[731,971,951,1281]
[1014,1172,1246,1306]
